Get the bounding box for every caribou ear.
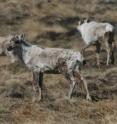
[20,33,25,40]
[14,35,19,40]
[78,18,85,25]
[78,20,81,26]
[84,18,90,23]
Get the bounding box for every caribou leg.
[110,42,115,65]
[105,41,111,66]
[68,71,77,99]
[32,72,43,102]
[38,72,43,101]
[78,73,91,101]
[96,41,101,67]
[32,72,37,102]
[81,44,91,55]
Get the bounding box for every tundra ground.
[0,0,117,124]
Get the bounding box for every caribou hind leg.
[74,67,91,101]
[110,41,115,65]
[78,73,91,101]
[110,48,115,64]
[68,72,77,99]
[67,71,91,100]
[105,31,115,66]
[65,66,77,99]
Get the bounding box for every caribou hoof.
[38,96,42,102]
[96,64,101,70]
[32,96,42,103]
[106,63,109,66]
[32,96,36,103]
[68,93,72,100]
[86,95,92,101]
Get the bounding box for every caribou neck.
[21,42,31,65]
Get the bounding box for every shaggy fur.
[6,34,91,102]
[77,19,115,66]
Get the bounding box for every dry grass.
[0,0,117,124]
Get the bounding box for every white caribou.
[77,19,115,66]
[6,34,91,102]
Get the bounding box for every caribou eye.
[7,46,13,51]
[15,40,20,44]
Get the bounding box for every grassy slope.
[0,0,117,124]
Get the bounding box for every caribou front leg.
[96,41,101,67]
[81,44,91,55]
[32,72,37,102]
[110,42,115,65]
[38,72,43,101]
[32,72,43,102]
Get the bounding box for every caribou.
[6,34,91,102]
[77,19,115,66]
[0,35,16,63]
